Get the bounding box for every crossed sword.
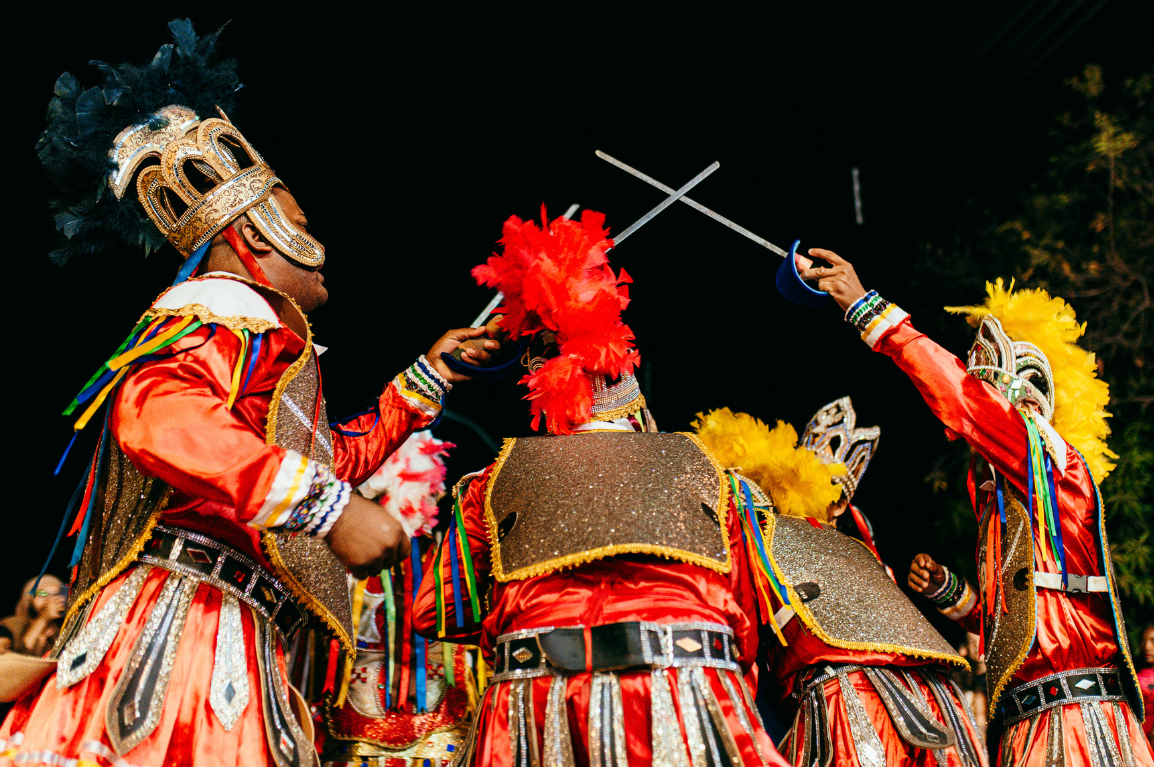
[469,151,792,328]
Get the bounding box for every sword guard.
[776,239,832,306]
[440,337,527,380]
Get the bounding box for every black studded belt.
[998,667,1126,725]
[138,525,307,639]
[490,621,739,682]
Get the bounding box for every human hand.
[908,553,947,593]
[426,325,501,383]
[324,494,412,579]
[797,249,867,312]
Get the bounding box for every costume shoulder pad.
[142,273,282,334]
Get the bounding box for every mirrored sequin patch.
[840,672,886,767]
[650,669,690,767]
[543,675,575,767]
[210,593,250,731]
[57,566,152,689]
[106,574,198,755]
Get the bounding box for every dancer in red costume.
[322,431,478,767]
[695,405,986,767]
[795,248,1151,765]
[0,21,495,767]
[412,209,788,766]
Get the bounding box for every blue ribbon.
[171,241,210,286]
[70,413,113,569]
[448,516,464,628]
[34,451,93,592]
[240,332,263,396]
[330,405,380,438]
[410,540,427,713]
[995,475,1007,526]
[739,480,788,604]
[1044,453,1067,586]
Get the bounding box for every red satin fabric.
[412,456,784,764]
[875,321,1122,684]
[0,566,291,767]
[471,668,785,767]
[996,701,1153,766]
[112,313,431,569]
[784,670,984,767]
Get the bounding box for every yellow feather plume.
[945,278,1116,480]
[693,408,846,522]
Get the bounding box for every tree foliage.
[912,63,1154,646]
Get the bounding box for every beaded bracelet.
[853,299,893,335]
[416,355,452,392]
[927,568,965,607]
[850,297,884,325]
[845,290,879,322]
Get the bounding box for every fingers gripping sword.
[594,150,831,307]
[444,161,721,378]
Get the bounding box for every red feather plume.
[471,206,639,434]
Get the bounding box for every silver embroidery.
[839,672,886,767]
[209,593,250,731]
[1043,706,1064,767]
[106,573,198,755]
[721,669,766,766]
[608,674,629,767]
[678,668,708,767]
[694,667,743,767]
[1112,702,1134,767]
[1081,701,1123,767]
[526,678,541,767]
[651,669,691,767]
[542,674,575,767]
[256,618,315,767]
[57,566,152,689]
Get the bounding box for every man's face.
[264,188,329,313]
[1142,627,1154,666]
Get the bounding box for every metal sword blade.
[468,159,718,327]
[609,160,719,247]
[595,150,788,258]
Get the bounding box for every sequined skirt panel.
[0,566,300,767]
[783,668,987,767]
[995,699,1154,767]
[456,666,790,767]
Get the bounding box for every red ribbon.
[221,227,273,288]
[322,637,340,695]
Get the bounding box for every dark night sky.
[2,2,1150,636]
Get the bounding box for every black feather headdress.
[38,19,241,265]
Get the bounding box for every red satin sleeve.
[873,319,1033,496]
[112,320,296,524]
[328,384,437,488]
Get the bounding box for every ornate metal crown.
[800,396,880,501]
[590,372,646,421]
[109,105,324,267]
[965,315,1054,421]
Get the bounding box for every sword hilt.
[775,240,832,306]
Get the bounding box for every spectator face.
[30,576,66,621]
[1142,626,1154,667]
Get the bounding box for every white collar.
[571,417,637,433]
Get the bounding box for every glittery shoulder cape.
[764,513,966,667]
[482,431,731,582]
